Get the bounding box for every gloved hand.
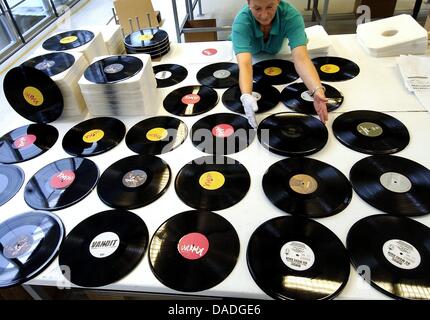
[240,93,259,129]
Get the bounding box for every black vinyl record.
[196,62,239,88]
[124,29,169,48]
[247,216,350,300]
[42,30,94,51]
[191,113,255,155]
[263,158,352,218]
[350,155,430,216]
[0,164,24,206]
[281,82,344,114]
[253,59,299,85]
[3,66,64,123]
[97,155,171,209]
[312,56,360,82]
[333,110,410,155]
[0,211,64,288]
[347,214,430,300]
[126,116,187,155]
[153,64,188,88]
[258,113,328,157]
[0,124,58,164]
[62,117,126,157]
[149,210,240,292]
[84,55,143,84]
[163,85,218,116]
[58,209,148,287]
[24,157,99,211]
[175,155,251,210]
[22,52,75,77]
[222,81,280,114]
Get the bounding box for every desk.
[1,35,430,300]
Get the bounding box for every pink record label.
[13,134,36,149]
[50,170,76,189]
[212,124,234,138]
[181,94,201,105]
[202,48,217,56]
[177,232,209,260]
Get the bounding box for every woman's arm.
[237,52,254,94]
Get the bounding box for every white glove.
[240,93,259,129]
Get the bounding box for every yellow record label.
[199,171,225,190]
[264,67,282,76]
[289,174,318,194]
[138,34,154,41]
[146,128,168,141]
[83,129,105,143]
[320,64,340,74]
[23,86,44,106]
[60,36,78,44]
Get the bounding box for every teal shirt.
[231,1,307,55]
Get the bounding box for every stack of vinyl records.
[124,28,170,59]
[78,54,158,116]
[41,29,108,64]
[357,14,428,57]
[80,25,125,55]
[277,25,331,56]
[22,51,89,117]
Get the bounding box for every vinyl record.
[312,56,360,82]
[149,210,240,292]
[42,30,94,51]
[175,155,251,210]
[350,155,430,216]
[0,164,24,206]
[3,66,64,123]
[24,157,99,211]
[281,82,344,114]
[263,158,352,218]
[22,52,76,77]
[258,113,328,156]
[332,110,410,155]
[62,117,126,157]
[191,113,255,155]
[126,116,187,155]
[84,55,143,84]
[163,85,218,116]
[0,124,58,164]
[253,59,299,85]
[247,216,350,300]
[0,211,64,288]
[222,81,280,114]
[124,29,169,48]
[196,62,239,88]
[97,155,171,209]
[153,64,188,88]
[347,214,430,300]
[58,209,148,287]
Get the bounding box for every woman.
[232,0,328,128]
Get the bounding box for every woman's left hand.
[313,90,329,124]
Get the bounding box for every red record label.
[50,170,76,189]
[181,94,201,105]
[13,134,37,149]
[202,48,217,56]
[212,124,234,138]
[177,232,209,260]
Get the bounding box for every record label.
[138,34,153,41]
[382,239,421,270]
[104,63,124,74]
[60,36,78,44]
[199,171,225,190]
[380,172,412,193]
[83,129,104,143]
[178,232,209,260]
[89,232,120,258]
[357,122,383,137]
[35,60,55,70]
[289,174,318,194]
[13,134,36,149]
[280,241,315,271]
[320,64,340,74]
[202,48,217,56]
[264,67,282,76]
[23,86,44,106]
[122,170,148,188]
[300,91,313,102]
[182,94,201,104]
[3,233,35,259]
[212,124,234,138]
[50,170,76,189]
[155,71,172,80]
[213,70,231,79]
[146,128,168,141]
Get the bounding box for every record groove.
[0,164,25,206]
[312,56,360,82]
[153,64,188,88]
[253,59,299,85]
[42,30,94,51]
[196,62,239,88]
[22,52,75,77]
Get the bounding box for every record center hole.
[382,29,398,37]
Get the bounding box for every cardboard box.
[354,0,397,19]
[113,0,159,35]
[184,19,218,42]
